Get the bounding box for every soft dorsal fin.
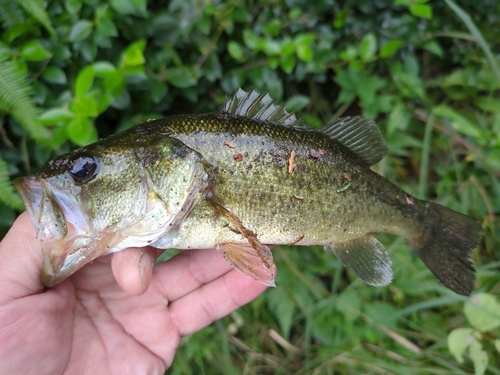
[224,88,304,127]
[224,89,387,166]
[316,116,387,166]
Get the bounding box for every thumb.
[111,247,158,296]
[0,212,45,302]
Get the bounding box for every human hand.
[0,213,268,374]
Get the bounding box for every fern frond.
[16,0,56,37]
[0,156,23,210]
[0,61,50,143]
[0,0,24,28]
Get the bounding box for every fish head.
[15,134,206,286]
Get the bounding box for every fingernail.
[139,252,154,294]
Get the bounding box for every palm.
[0,213,267,375]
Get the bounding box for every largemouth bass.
[14,89,482,295]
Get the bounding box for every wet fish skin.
[14,89,483,295]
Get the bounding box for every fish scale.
[15,89,482,295]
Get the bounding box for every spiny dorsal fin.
[224,88,304,127]
[316,116,387,166]
[224,89,387,165]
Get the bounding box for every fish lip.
[14,176,44,231]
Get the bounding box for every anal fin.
[217,242,276,287]
[325,235,392,287]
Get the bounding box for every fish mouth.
[14,176,94,287]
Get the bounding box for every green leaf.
[0,3,24,30]
[355,74,386,106]
[41,66,67,85]
[167,69,197,88]
[464,293,500,331]
[50,124,69,148]
[39,108,74,125]
[364,302,397,329]
[266,288,295,339]
[336,289,362,322]
[295,33,315,46]
[67,117,98,146]
[280,54,296,74]
[90,92,113,114]
[96,17,118,37]
[69,20,93,42]
[390,61,425,99]
[0,61,49,142]
[110,0,146,16]
[150,80,168,104]
[122,40,146,67]
[433,105,481,138]
[469,339,488,375]
[380,39,403,58]
[19,40,52,61]
[103,70,125,95]
[280,39,295,57]
[410,4,432,18]
[242,29,259,50]
[121,65,146,78]
[72,96,98,117]
[474,97,500,113]
[0,42,13,61]
[93,61,116,76]
[0,156,23,210]
[339,45,358,61]
[419,40,443,58]
[65,0,82,15]
[387,102,411,135]
[17,0,56,36]
[52,45,71,61]
[495,339,500,353]
[295,33,315,62]
[285,95,310,112]
[262,39,281,56]
[333,10,345,28]
[297,44,312,61]
[263,19,281,36]
[288,7,301,20]
[74,66,95,97]
[448,328,474,363]
[359,33,377,62]
[227,41,243,61]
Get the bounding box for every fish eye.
[69,154,98,184]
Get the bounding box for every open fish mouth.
[14,176,94,286]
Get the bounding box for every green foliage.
[1,0,499,373]
[448,293,500,375]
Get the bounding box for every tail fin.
[407,202,482,296]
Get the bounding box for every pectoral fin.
[325,235,392,287]
[207,199,276,286]
[217,242,276,286]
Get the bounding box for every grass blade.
[444,0,500,82]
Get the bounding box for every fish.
[14,88,483,295]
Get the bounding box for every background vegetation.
[0,0,499,373]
